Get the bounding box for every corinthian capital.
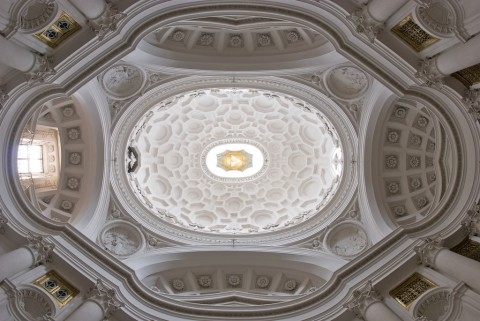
[347,4,384,43]
[463,89,480,121]
[86,279,124,318]
[414,236,444,267]
[344,281,382,319]
[28,53,55,85]
[89,3,126,40]
[26,232,55,266]
[462,204,480,235]
[415,56,445,88]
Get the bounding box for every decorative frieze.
[389,273,436,308]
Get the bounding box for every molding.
[0,1,477,319]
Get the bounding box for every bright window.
[18,145,44,174]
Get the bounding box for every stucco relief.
[99,221,144,257]
[325,65,369,100]
[100,64,145,99]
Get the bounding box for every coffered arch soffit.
[367,89,469,234]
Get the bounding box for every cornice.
[0,1,477,319]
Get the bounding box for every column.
[417,35,480,87]
[0,36,36,72]
[0,36,55,84]
[415,237,480,293]
[462,204,480,236]
[436,35,480,75]
[69,0,106,19]
[64,300,104,321]
[64,279,124,321]
[0,247,35,282]
[345,281,403,321]
[70,0,125,40]
[0,233,54,282]
[367,0,409,22]
[348,0,409,42]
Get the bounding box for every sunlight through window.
[18,145,44,174]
